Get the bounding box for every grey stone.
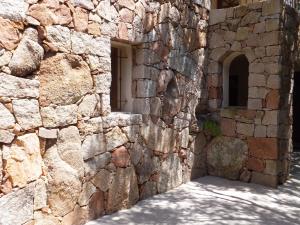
[12,99,42,130]
[78,94,100,118]
[9,33,44,77]
[0,102,15,129]
[0,183,34,225]
[94,72,112,94]
[57,126,84,177]
[106,167,139,214]
[0,73,39,98]
[41,105,78,128]
[102,113,142,128]
[78,182,96,207]
[0,51,12,67]
[38,128,58,139]
[158,154,183,193]
[0,0,28,22]
[45,25,71,53]
[92,169,114,192]
[84,152,111,176]
[105,127,128,151]
[207,137,248,180]
[34,179,47,210]
[0,129,15,144]
[82,133,106,160]
[78,117,103,136]
[43,144,82,217]
[71,0,94,10]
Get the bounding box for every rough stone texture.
[57,126,84,177]
[39,53,93,107]
[158,154,183,193]
[12,99,42,130]
[0,0,28,22]
[43,144,82,217]
[0,129,15,143]
[112,146,130,168]
[92,169,114,192]
[0,73,39,98]
[0,17,20,50]
[207,137,248,180]
[106,167,139,214]
[0,102,15,129]
[3,133,43,187]
[105,127,129,151]
[9,29,44,77]
[82,133,106,160]
[0,183,34,225]
[41,105,78,128]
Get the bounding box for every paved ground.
[86,154,300,225]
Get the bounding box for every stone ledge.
[102,112,142,128]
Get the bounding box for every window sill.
[102,112,142,128]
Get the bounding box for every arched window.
[223,54,249,107]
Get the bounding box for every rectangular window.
[110,42,133,112]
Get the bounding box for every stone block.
[39,53,93,107]
[94,72,112,94]
[136,80,156,97]
[0,73,39,98]
[105,127,128,151]
[221,118,236,137]
[248,137,278,160]
[262,0,281,16]
[237,122,254,136]
[254,125,267,137]
[207,136,248,180]
[12,99,42,130]
[264,160,278,176]
[236,27,249,41]
[251,172,278,187]
[247,157,265,172]
[112,146,130,168]
[82,133,106,160]
[0,102,15,129]
[262,111,278,125]
[209,8,227,25]
[41,105,78,128]
[38,128,58,139]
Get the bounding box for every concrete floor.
[86,155,300,225]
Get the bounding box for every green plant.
[203,120,221,137]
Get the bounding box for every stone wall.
[205,0,299,187]
[0,0,209,224]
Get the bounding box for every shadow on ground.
[86,154,300,225]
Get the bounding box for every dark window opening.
[111,47,120,112]
[217,0,239,8]
[110,43,133,112]
[293,72,300,151]
[228,55,249,107]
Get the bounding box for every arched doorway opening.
[223,54,249,107]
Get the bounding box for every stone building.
[0,0,299,224]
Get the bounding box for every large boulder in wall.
[207,136,248,180]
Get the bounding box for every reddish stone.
[28,4,56,26]
[119,8,134,23]
[0,17,20,50]
[112,146,130,168]
[144,13,154,33]
[247,157,265,172]
[220,118,236,137]
[238,109,256,119]
[73,7,88,32]
[208,87,220,99]
[88,191,105,220]
[118,22,128,40]
[207,75,220,87]
[248,137,278,160]
[266,90,280,109]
